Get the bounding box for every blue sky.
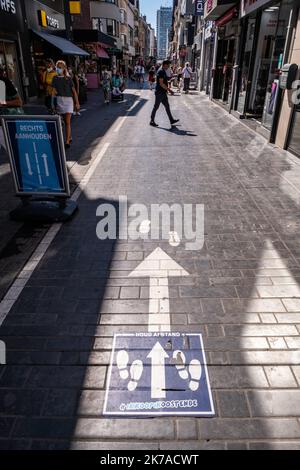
[139,0,173,32]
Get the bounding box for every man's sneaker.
[150,121,159,127]
[171,119,180,126]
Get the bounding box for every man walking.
[150,60,179,128]
[182,62,193,94]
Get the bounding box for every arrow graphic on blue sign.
[41,154,50,177]
[147,342,169,399]
[25,153,33,176]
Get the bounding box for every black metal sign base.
[10,198,78,223]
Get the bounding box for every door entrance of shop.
[214,37,236,107]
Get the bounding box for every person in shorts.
[52,60,80,148]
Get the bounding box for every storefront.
[23,0,88,97]
[212,5,240,108]
[235,0,293,138]
[73,30,116,89]
[0,0,25,99]
[202,22,215,94]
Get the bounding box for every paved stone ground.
[1,87,300,449]
[0,89,141,301]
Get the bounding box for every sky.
[139,0,173,33]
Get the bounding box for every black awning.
[32,30,89,56]
[73,30,116,48]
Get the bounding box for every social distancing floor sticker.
[103,333,215,416]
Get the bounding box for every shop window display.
[237,18,256,114]
[261,0,293,129]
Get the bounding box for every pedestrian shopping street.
[1,87,300,450]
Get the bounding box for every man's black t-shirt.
[155,69,168,94]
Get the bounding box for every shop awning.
[95,44,109,59]
[32,30,89,56]
[73,30,116,48]
[204,1,237,20]
[215,6,238,27]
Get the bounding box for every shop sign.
[69,1,81,15]
[240,0,272,17]
[38,10,60,29]
[0,0,24,32]
[194,0,204,16]
[1,116,70,197]
[205,21,214,40]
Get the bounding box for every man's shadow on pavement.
[157,126,198,137]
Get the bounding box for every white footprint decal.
[173,350,189,380]
[117,350,129,380]
[188,359,202,391]
[117,350,143,391]
[173,350,202,391]
[128,360,143,391]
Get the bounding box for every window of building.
[120,9,127,24]
[107,19,119,37]
[129,26,134,46]
[92,18,103,32]
[92,17,119,37]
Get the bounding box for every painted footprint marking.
[173,350,202,391]
[117,350,143,391]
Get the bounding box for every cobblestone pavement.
[0,89,141,302]
[1,88,300,449]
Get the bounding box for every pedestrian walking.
[182,62,193,94]
[140,65,145,88]
[51,60,80,149]
[150,60,179,128]
[111,70,125,101]
[69,66,81,116]
[134,64,140,84]
[42,59,57,113]
[78,65,88,104]
[148,66,156,91]
[128,64,134,81]
[101,67,112,105]
[176,66,183,93]
[0,65,23,150]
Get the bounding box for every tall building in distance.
[157,6,172,60]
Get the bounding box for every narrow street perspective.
[1,0,300,460]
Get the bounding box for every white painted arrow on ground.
[147,342,169,399]
[129,247,189,332]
